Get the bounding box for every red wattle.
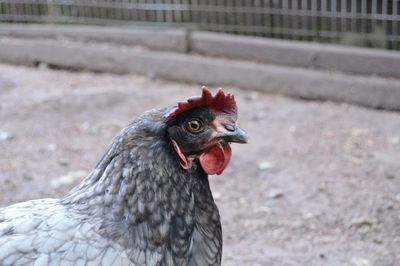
[199,143,232,175]
[172,140,232,175]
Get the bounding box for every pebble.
[245,91,259,101]
[213,191,221,200]
[59,158,69,166]
[388,136,399,145]
[80,122,100,134]
[243,218,268,230]
[385,174,395,180]
[47,143,57,151]
[253,206,272,214]
[23,173,33,181]
[318,182,328,192]
[385,203,394,210]
[80,121,91,132]
[238,197,248,206]
[251,112,265,121]
[0,131,14,141]
[268,189,284,199]
[258,161,275,170]
[395,194,400,202]
[37,62,49,70]
[50,170,86,189]
[351,258,371,266]
[302,211,314,219]
[350,217,374,230]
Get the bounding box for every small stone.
[213,191,221,200]
[258,161,275,170]
[395,194,400,202]
[251,112,265,121]
[80,122,91,132]
[384,202,394,210]
[47,143,57,151]
[23,173,33,181]
[0,77,16,91]
[243,218,268,230]
[59,158,69,167]
[268,189,284,199]
[388,136,400,145]
[245,91,259,101]
[50,170,86,189]
[238,197,247,205]
[373,238,383,244]
[350,217,374,229]
[0,131,14,141]
[350,128,368,137]
[37,62,49,70]
[318,183,328,192]
[351,257,371,266]
[147,71,156,81]
[385,174,395,180]
[302,211,314,219]
[253,206,272,214]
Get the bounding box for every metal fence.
[0,0,399,50]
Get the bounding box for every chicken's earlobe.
[171,139,194,170]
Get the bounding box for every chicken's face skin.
[167,106,248,175]
[167,107,216,156]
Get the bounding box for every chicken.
[0,87,248,266]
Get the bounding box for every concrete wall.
[0,37,399,111]
[0,24,399,78]
[0,24,188,53]
[191,32,400,78]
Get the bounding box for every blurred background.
[0,1,400,266]
[0,0,400,49]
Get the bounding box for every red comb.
[167,87,237,119]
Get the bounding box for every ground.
[0,63,399,266]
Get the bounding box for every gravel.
[0,63,399,266]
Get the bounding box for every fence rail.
[0,0,399,50]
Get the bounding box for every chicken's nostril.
[224,124,236,132]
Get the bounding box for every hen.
[0,87,248,266]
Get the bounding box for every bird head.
[166,87,248,175]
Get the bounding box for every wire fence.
[0,0,399,50]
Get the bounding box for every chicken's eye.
[186,119,204,133]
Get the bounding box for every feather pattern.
[188,175,222,266]
[0,107,224,266]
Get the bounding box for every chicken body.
[0,109,222,266]
[0,88,246,266]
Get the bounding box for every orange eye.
[186,119,203,133]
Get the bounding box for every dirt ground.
[0,63,399,266]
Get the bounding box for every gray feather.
[0,108,223,266]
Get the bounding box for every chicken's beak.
[222,126,249,144]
